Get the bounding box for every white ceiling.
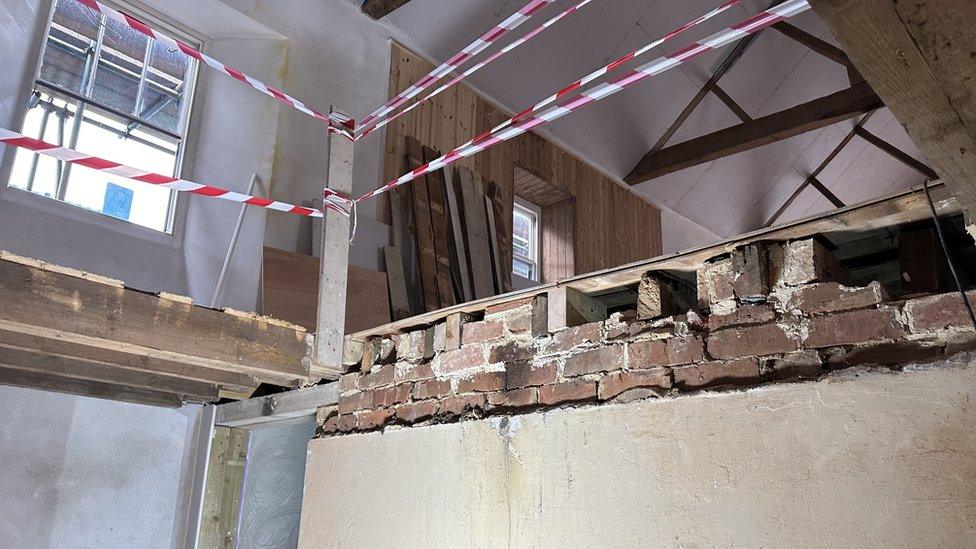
[378,0,929,239]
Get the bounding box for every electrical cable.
[922,179,976,331]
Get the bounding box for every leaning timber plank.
[405,136,441,311]
[626,82,883,184]
[810,0,976,217]
[347,182,959,340]
[384,246,412,321]
[215,382,339,428]
[457,167,495,299]
[0,321,256,393]
[422,145,457,307]
[0,343,220,400]
[489,181,513,293]
[0,258,310,382]
[485,194,505,294]
[444,166,473,302]
[0,365,187,407]
[389,181,421,314]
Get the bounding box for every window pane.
[513,210,531,244]
[38,0,99,93]
[63,109,177,231]
[138,42,190,133]
[91,15,148,115]
[514,258,534,280]
[8,97,70,197]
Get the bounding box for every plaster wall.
[300,360,976,548]
[0,385,201,549]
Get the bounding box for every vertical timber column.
[313,110,354,379]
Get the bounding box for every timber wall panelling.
[382,43,663,281]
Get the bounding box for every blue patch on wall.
[102,183,133,221]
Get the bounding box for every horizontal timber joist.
[0,252,313,406]
[361,0,411,19]
[626,81,883,185]
[809,0,976,218]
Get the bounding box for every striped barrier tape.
[356,0,557,132]
[356,0,811,201]
[74,0,355,139]
[358,0,599,141]
[0,127,349,217]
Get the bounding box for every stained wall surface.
[300,360,976,548]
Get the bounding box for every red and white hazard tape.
[359,0,598,141]
[74,0,355,139]
[0,128,348,217]
[356,0,810,201]
[357,0,557,132]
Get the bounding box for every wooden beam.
[706,82,751,122]
[0,343,219,400]
[361,0,412,19]
[808,177,846,208]
[0,256,309,384]
[853,126,939,179]
[0,366,186,407]
[314,110,354,379]
[626,82,883,185]
[215,382,339,428]
[771,22,853,67]
[810,0,976,217]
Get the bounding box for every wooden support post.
[313,110,354,380]
[546,286,607,332]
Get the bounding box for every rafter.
[626,82,883,185]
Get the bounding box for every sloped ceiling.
[376,0,930,239]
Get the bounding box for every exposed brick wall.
[319,238,976,436]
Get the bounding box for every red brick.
[369,384,412,408]
[562,345,625,377]
[338,390,373,414]
[628,336,704,368]
[487,387,538,409]
[549,322,602,352]
[708,323,797,359]
[395,362,435,383]
[505,360,558,389]
[485,297,534,315]
[790,281,886,315]
[598,369,671,400]
[320,414,339,435]
[439,393,487,416]
[539,380,598,405]
[462,319,505,345]
[412,378,452,400]
[825,341,944,369]
[339,373,360,394]
[904,291,976,334]
[773,238,848,286]
[697,257,735,307]
[502,307,538,335]
[354,408,394,431]
[731,244,769,299]
[398,329,434,361]
[805,307,905,348]
[395,400,438,423]
[707,304,776,331]
[763,351,822,380]
[336,414,357,433]
[673,358,760,390]
[360,364,395,390]
[435,345,486,375]
[489,340,536,364]
[457,371,505,393]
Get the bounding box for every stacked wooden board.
[386,136,514,316]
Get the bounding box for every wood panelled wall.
[382,43,662,280]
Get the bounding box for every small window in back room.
[6,0,199,233]
[513,197,541,281]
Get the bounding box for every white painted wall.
[300,359,976,548]
[0,385,202,549]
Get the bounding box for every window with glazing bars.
[513,198,541,281]
[7,0,199,232]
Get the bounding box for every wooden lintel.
[626,82,882,185]
[810,0,976,217]
[0,365,187,407]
